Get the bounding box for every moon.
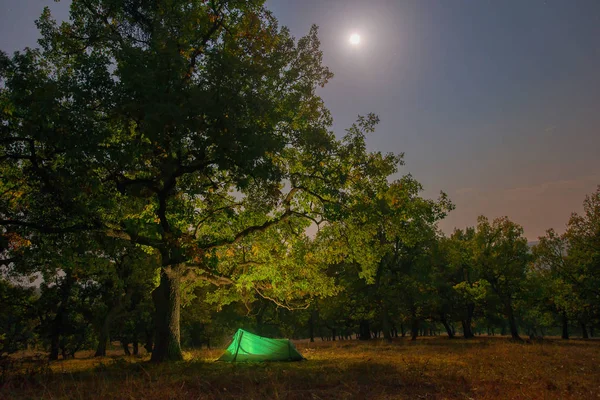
[349,33,361,45]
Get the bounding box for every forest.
[1,1,599,399]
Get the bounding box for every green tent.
[217,329,305,362]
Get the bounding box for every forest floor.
[2,336,599,399]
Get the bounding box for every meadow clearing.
[2,336,599,400]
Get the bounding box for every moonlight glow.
[349,33,361,45]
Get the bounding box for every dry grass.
[2,337,599,399]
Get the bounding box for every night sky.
[2,0,599,240]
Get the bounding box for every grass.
[2,336,600,399]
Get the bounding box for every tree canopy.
[1,0,401,361]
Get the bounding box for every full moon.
[349,33,361,45]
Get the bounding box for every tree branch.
[253,286,311,311]
[0,219,96,234]
[183,265,234,286]
[203,209,294,250]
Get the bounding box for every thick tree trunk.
[359,320,371,340]
[150,267,183,362]
[561,312,569,339]
[506,303,521,341]
[580,322,589,339]
[132,341,139,355]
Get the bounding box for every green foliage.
[312,176,453,339]
[533,186,600,332]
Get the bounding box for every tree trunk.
[561,312,569,339]
[255,305,265,336]
[94,311,115,357]
[49,327,60,361]
[49,276,73,361]
[440,315,454,338]
[95,330,109,357]
[150,267,183,362]
[461,320,474,339]
[506,303,521,341]
[410,308,419,341]
[122,340,131,356]
[590,326,594,338]
[382,307,392,343]
[132,331,139,354]
[309,310,316,343]
[462,303,475,338]
[359,320,371,341]
[580,322,589,339]
[144,328,154,353]
[411,319,419,341]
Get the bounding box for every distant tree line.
[2,186,598,360]
[300,186,599,343]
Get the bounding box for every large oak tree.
[1,0,399,361]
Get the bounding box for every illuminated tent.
[217,329,304,362]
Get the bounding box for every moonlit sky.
[2,0,600,240]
